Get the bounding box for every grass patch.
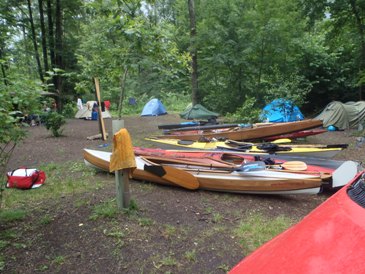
[162,224,177,239]
[212,212,223,223]
[52,255,66,265]
[1,161,102,209]
[138,217,154,227]
[39,214,53,225]
[234,212,294,254]
[0,209,27,223]
[90,199,119,220]
[184,249,197,262]
[0,255,5,272]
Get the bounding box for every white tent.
[75,101,112,119]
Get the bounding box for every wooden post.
[112,119,130,209]
[94,77,107,141]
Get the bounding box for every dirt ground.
[3,114,365,273]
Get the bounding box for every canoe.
[83,149,359,195]
[145,138,346,158]
[154,119,323,141]
[229,169,365,273]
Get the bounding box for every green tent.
[180,104,219,120]
[315,101,365,130]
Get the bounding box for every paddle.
[280,161,308,171]
[144,164,200,190]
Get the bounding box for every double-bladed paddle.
[144,164,199,190]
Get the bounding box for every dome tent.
[141,98,167,116]
[260,99,304,123]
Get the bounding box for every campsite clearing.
[2,113,365,273]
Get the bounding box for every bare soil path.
[3,114,364,273]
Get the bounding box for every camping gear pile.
[75,100,112,120]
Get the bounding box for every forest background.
[1,0,365,122]
[1,1,365,271]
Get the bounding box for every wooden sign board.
[94,77,107,141]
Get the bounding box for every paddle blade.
[281,161,308,171]
[144,164,199,190]
[332,161,360,188]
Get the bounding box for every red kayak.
[134,147,335,174]
[229,170,365,274]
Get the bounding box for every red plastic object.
[230,170,365,274]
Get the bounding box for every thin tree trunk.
[0,48,8,86]
[349,0,365,100]
[38,0,49,73]
[188,0,199,105]
[27,0,44,82]
[47,0,55,69]
[54,0,63,110]
[46,0,56,97]
[118,67,129,119]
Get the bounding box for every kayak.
[229,170,365,273]
[83,149,359,195]
[145,138,347,158]
[153,119,323,141]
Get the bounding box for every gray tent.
[315,101,365,130]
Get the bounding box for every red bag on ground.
[6,168,46,189]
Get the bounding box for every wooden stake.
[94,77,107,141]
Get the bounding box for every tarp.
[75,101,112,119]
[141,99,167,116]
[260,99,304,123]
[315,101,365,130]
[179,104,219,120]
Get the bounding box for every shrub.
[43,112,66,137]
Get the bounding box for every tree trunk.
[54,0,63,110]
[118,67,129,119]
[349,0,365,100]
[0,48,8,86]
[188,0,199,105]
[38,0,49,73]
[47,0,55,69]
[46,0,56,94]
[27,0,44,82]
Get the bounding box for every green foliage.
[225,96,261,123]
[61,102,77,118]
[43,112,66,137]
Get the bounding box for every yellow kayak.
[145,138,347,158]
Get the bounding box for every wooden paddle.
[277,161,308,171]
[144,164,199,190]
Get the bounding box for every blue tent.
[141,99,167,116]
[260,99,304,123]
